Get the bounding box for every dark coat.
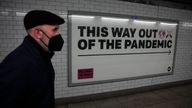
[0,36,55,108]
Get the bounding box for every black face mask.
[40,30,64,51]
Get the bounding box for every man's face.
[37,24,64,51]
[42,24,60,38]
[39,24,60,46]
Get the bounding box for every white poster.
[68,11,178,86]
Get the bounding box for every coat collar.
[25,35,55,59]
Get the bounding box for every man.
[0,10,65,108]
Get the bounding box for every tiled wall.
[0,0,192,98]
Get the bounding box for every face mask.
[40,30,64,51]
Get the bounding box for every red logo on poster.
[78,68,94,79]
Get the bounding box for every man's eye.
[53,28,59,32]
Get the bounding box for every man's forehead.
[43,24,59,29]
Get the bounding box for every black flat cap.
[24,10,65,30]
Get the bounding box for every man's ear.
[34,28,42,39]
